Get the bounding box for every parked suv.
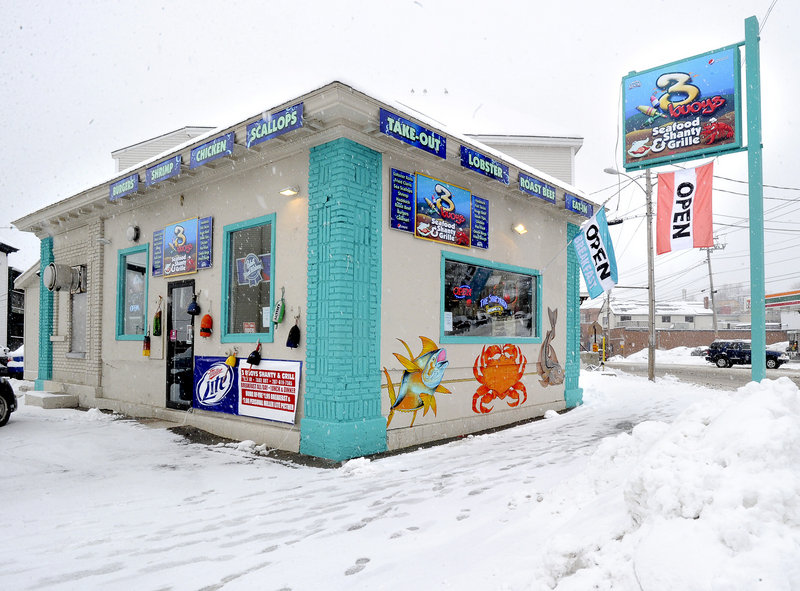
[705,339,789,369]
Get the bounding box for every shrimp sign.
[572,209,618,299]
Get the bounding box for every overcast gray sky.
[1,0,797,301]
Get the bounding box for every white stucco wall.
[98,150,309,430]
[379,152,572,450]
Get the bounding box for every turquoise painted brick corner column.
[565,223,583,407]
[36,237,54,389]
[300,138,387,461]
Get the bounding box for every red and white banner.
[656,162,714,255]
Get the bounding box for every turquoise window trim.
[115,244,149,341]
[439,250,542,345]
[221,213,276,344]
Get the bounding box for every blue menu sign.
[109,173,139,202]
[390,169,415,232]
[197,216,213,269]
[565,193,593,218]
[460,146,509,185]
[152,229,165,276]
[471,195,489,249]
[190,132,234,169]
[380,109,446,159]
[519,172,556,204]
[146,155,182,187]
[246,103,304,148]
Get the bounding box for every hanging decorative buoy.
[224,348,238,367]
[272,287,285,327]
[286,308,301,349]
[143,333,151,357]
[200,314,213,337]
[152,296,163,337]
[247,340,262,366]
[187,293,201,316]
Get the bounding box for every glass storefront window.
[442,254,539,341]
[222,214,275,342]
[116,246,148,339]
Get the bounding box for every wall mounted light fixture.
[126,225,140,242]
[512,223,528,235]
[279,186,300,196]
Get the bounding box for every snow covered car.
[705,339,789,369]
[0,377,17,426]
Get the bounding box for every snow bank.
[536,377,800,590]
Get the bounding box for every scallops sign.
[622,45,742,170]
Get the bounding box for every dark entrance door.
[166,280,195,409]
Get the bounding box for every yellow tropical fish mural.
[384,336,450,427]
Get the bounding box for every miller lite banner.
[656,162,713,255]
[572,208,619,299]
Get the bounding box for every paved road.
[600,360,800,391]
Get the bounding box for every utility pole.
[703,236,726,338]
[604,166,656,382]
[645,169,655,382]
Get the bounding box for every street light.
[604,167,656,382]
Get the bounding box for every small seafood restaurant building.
[14,81,596,461]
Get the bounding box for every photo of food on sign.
[414,173,471,248]
[622,46,740,169]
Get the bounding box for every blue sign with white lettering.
[146,155,182,187]
[460,146,509,185]
[471,195,489,249]
[109,173,139,202]
[380,109,446,159]
[565,193,593,218]
[390,169,415,232]
[519,172,556,204]
[246,103,304,148]
[190,132,234,169]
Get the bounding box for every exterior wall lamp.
[512,223,527,235]
[279,186,300,197]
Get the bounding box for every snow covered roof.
[581,297,713,317]
[13,80,596,237]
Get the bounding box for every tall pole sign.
[745,16,765,381]
[618,16,765,382]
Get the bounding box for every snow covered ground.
[2,350,800,590]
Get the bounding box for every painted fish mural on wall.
[472,344,528,413]
[384,337,450,427]
[537,307,565,387]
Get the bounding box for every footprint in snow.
[345,557,370,576]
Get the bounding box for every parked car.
[705,339,789,369]
[0,345,9,377]
[6,346,23,379]
[0,377,17,426]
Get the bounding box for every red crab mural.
[472,344,527,414]
[700,120,734,145]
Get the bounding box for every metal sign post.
[745,15,766,382]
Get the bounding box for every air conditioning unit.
[42,263,85,293]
